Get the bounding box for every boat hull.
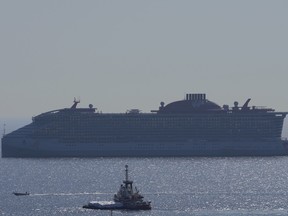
[2,137,288,157]
[82,201,151,210]
[13,192,29,196]
[82,204,151,210]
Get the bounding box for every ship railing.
[251,106,275,111]
[32,109,63,121]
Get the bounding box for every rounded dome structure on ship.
[158,93,222,113]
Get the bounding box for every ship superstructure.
[2,94,288,157]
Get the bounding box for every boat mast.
[125,165,129,182]
[123,165,133,190]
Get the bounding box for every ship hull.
[2,137,288,157]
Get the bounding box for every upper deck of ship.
[32,93,287,123]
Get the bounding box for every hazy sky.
[1,0,288,123]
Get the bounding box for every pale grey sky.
[0,0,288,124]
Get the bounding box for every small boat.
[83,165,151,210]
[13,192,29,196]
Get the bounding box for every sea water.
[1,155,288,216]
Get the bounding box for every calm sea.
[1,154,288,216]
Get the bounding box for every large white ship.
[2,94,288,157]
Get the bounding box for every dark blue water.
[1,156,288,216]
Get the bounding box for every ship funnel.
[242,98,251,111]
[186,94,206,101]
[71,98,80,109]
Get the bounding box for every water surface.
[1,156,288,215]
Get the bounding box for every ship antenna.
[125,165,129,182]
[123,165,133,190]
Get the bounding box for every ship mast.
[125,165,129,182]
[123,165,133,191]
